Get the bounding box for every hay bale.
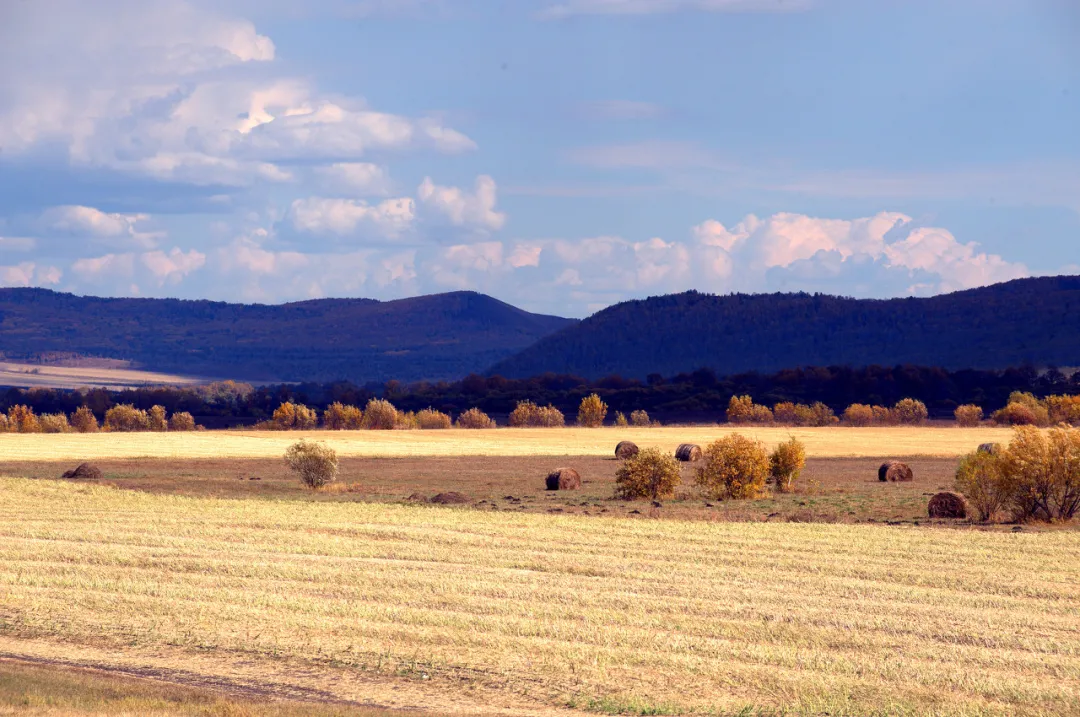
[978,442,1003,455]
[546,468,582,491]
[878,460,914,482]
[615,441,640,460]
[430,492,469,505]
[675,444,702,462]
[60,463,102,480]
[928,492,968,519]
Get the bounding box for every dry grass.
[1,477,1078,715]
[0,426,1013,462]
[0,362,206,390]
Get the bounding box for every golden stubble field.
[0,425,1014,461]
[0,478,1078,716]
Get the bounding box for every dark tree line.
[3,364,1077,426]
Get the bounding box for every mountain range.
[2,276,1079,385]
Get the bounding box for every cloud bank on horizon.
[0,0,1076,316]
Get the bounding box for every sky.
[0,0,1077,317]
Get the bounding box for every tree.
[577,393,608,427]
[615,448,681,500]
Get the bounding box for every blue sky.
[0,0,1077,316]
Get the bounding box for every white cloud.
[418,175,506,232]
[43,206,164,249]
[0,262,63,287]
[71,253,137,280]
[315,163,392,195]
[541,0,810,19]
[141,248,207,284]
[290,197,416,237]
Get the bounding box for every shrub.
[70,406,99,433]
[614,447,681,501]
[323,402,363,430]
[892,398,928,426]
[954,404,984,428]
[770,437,806,493]
[577,393,608,427]
[8,405,41,433]
[750,404,775,425]
[773,402,797,425]
[361,398,399,430]
[999,426,1080,522]
[696,434,771,500]
[808,402,839,427]
[726,395,755,424]
[1046,395,1080,425]
[614,411,629,427]
[955,450,1007,522]
[104,404,149,432]
[271,402,318,430]
[456,408,496,429]
[148,405,168,432]
[39,413,71,433]
[169,412,197,431]
[630,409,651,427]
[284,440,339,489]
[416,408,452,430]
[395,411,419,430]
[842,404,874,427]
[991,402,1045,427]
[509,400,565,427]
[0,414,8,432]
[871,405,894,425]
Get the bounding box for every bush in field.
[8,405,41,433]
[323,402,363,430]
[70,406,99,433]
[892,398,928,426]
[284,440,339,489]
[991,402,1045,427]
[955,450,1007,522]
[271,402,318,430]
[630,409,651,427]
[456,407,496,429]
[1046,395,1080,425]
[808,402,839,427]
[395,411,419,430]
[842,404,875,427]
[361,398,399,430]
[954,404,984,428]
[871,405,894,425]
[614,447,682,501]
[416,408,452,429]
[773,402,797,425]
[509,400,564,427]
[614,411,629,427]
[0,414,8,432]
[696,434,771,500]
[104,404,149,432]
[770,437,806,493]
[750,404,775,424]
[999,426,1080,522]
[148,405,168,432]
[38,413,71,433]
[168,412,197,432]
[577,393,608,427]
[726,395,755,424]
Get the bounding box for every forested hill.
[489,276,1080,380]
[0,289,574,384]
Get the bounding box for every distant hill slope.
[0,290,574,384]
[489,276,1080,379]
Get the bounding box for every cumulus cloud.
[315,163,393,195]
[43,206,164,249]
[0,263,62,288]
[71,253,137,280]
[141,248,207,284]
[418,175,506,232]
[0,1,474,185]
[290,197,416,238]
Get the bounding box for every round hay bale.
[675,444,702,462]
[60,463,102,481]
[546,468,582,491]
[977,442,1003,455]
[928,492,968,519]
[430,492,469,505]
[878,460,914,482]
[615,441,640,460]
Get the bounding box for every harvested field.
[0,456,975,525]
[0,426,1013,461]
[0,477,1078,715]
[0,361,207,390]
